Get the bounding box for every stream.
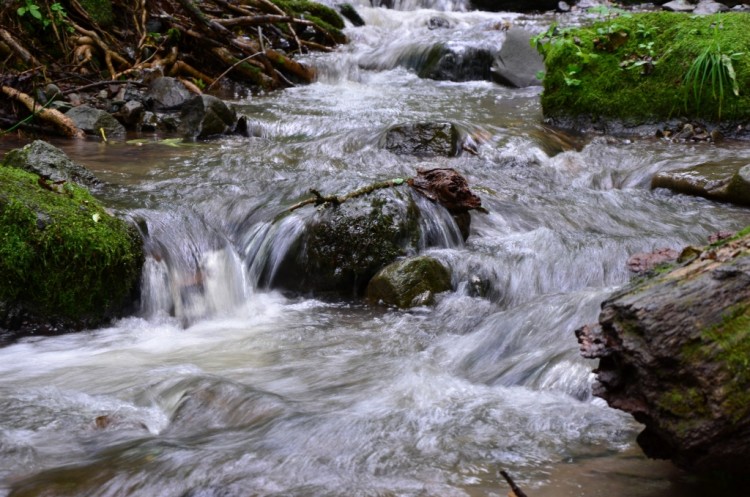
[3,2,750,496]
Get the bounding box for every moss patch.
[538,12,750,124]
[79,0,114,27]
[271,0,346,44]
[0,165,142,326]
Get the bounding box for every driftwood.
[1,85,83,138]
[500,471,529,497]
[289,178,406,211]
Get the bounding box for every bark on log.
[1,86,84,138]
[577,232,750,474]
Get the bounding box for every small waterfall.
[366,0,471,11]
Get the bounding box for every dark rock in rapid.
[416,45,495,82]
[491,29,544,88]
[2,140,99,188]
[651,160,750,207]
[576,231,750,474]
[65,104,126,138]
[269,190,421,296]
[383,122,468,158]
[366,255,452,308]
[179,95,238,140]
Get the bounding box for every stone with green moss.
[271,0,347,44]
[583,229,750,473]
[366,255,452,308]
[537,12,750,134]
[0,156,143,337]
[269,189,421,296]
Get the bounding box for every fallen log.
[1,86,84,138]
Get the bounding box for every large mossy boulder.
[0,157,143,337]
[366,255,452,308]
[652,160,750,206]
[537,13,750,133]
[576,229,750,474]
[269,190,421,296]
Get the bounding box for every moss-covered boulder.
[652,160,750,206]
[366,255,452,308]
[269,190,420,296]
[537,12,750,134]
[0,155,143,337]
[576,228,750,474]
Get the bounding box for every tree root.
[1,85,84,138]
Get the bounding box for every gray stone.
[65,105,126,138]
[114,100,145,127]
[662,0,696,11]
[415,45,495,82]
[382,121,462,157]
[146,76,192,110]
[366,255,452,308]
[652,160,750,207]
[179,95,238,139]
[1,140,99,187]
[491,29,544,88]
[693,0,730,13]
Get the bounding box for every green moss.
[0,165,142,324]
[78,0,114,27]
[538,13,750,123]
[271,0,347,44]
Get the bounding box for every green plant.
[16,0,42,21]
[17,0,71,31]
[683,27,743,118]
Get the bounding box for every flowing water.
[3,2,750,496]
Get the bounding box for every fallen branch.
[1,85,84,138]
[289,178,406,211]
[0,28,40,66]
[500,471,529,497]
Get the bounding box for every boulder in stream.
[651,161,750,207]
[2,140,100,188]
[382,121,469,158]
[366,255,452,308]
[269,189,421,296]
[576,229,750,474]
[0,145,143,340]
[491,29,544,88]
[179,95,238,140]
[65,105,126,138]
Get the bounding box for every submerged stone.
[382,121,463,157]
[651,160,750,206]
[366,255,452,308]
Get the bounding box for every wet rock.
[366,255,452,308]
[491,28,544,88]
[693,0,730,14]
[145,76,192,111]
[557,1,572,12]
[0,152,143,340]
[577,231,750,474]
[651,160,750,207]
[416,45,495,82]
[626,248,679,275]
[470,0,559,12]
[65,105,126,138]
[113,100,145,127]
[270,190,421,296]
[428,17,451,30]
[2,140,99,188]
[382,121,464,157]
[662,0,696,11]
[338,3,365,27]
[179,95,238,139]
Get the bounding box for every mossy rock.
[271,0,347,44]
[538,13,750,130]
[0,163,143,336]
[3,140,99,188]
[268,190,421,296]
[79,0,114,27]
[366,255,452,308]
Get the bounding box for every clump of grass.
[683,32,743,119]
